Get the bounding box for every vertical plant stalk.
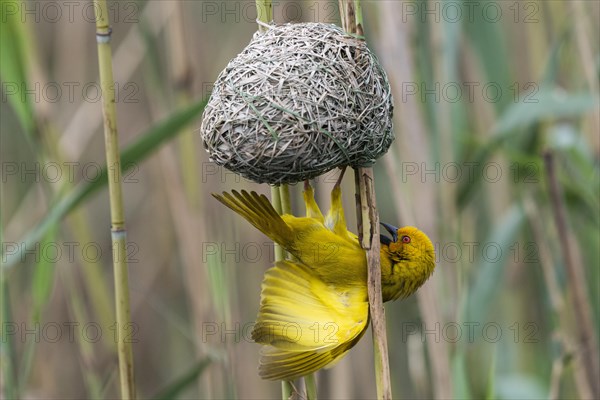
[252,1,293,397]
[275,185,294,399]
[270,186,285,263]
[270,184,292,400]
[355,168,391,400]
[278,183,310,399]
[272,53,314,400]
[338,1,392,398]
[304,374,317,400]
[255,0,273,31]
[93,1,136,398]
[544,151,599,399]
[373,8,452,397]
[569,1,600,152]
[167,1,199,208]
[523,196,591,400]
[279,185,292,215]
[22,13,117,352]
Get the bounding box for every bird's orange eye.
[401,235,411,244]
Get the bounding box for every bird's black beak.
[380,222,399,245]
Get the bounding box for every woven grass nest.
[200,22,394,185]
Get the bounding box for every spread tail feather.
[212,190,294,249]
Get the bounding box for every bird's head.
[380,224,435,262]
[379,223,436,300]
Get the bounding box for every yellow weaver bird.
[213,173,435,381]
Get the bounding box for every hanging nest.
[200,22,394,185]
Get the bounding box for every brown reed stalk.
[374,3,453,397]
[543,151,599,399]
[338,1,392,398]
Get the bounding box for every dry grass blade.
[544,151,599,399]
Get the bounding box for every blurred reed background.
[1,0,599,399]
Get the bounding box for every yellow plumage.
[212,180,435,381]
[252,260,368,379]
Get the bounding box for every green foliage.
[152,359,211,400]
[2,99,207,269]
[0,0,35,136]
[2,0,598,398]
[493,88,599,135]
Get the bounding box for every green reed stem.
[255,0,273,30]
[270,186,285,262]
[255,1,294,397]
[279,185,291,215]
[270,185,293,398]
[305,374,318,400]
[93,1,136,398]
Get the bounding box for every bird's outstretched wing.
[252,260,369,380]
